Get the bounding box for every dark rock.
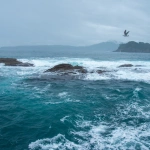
[118,64,133,67]
[96,70,107,74]
[78,69,87,73]
[44,64,87,73]
[47,64,73,72]
[0,58,34,66]
[90,71,94,73]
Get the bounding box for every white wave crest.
[29,134,82,150]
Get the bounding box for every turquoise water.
[0,50,150,150]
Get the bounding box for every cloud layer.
[0,0,149,46]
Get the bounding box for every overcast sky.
[0,0,149,46]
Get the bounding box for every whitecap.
[60,116,70,123]
[58,92,68,98]
[29,134,82,150]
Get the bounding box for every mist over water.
[0,49,150,150]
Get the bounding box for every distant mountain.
[83,42,119,51]
[115,41,150,53]
[0,42,119,51]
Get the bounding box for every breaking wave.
[13,58,150,83]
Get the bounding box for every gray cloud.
[0,0,150,46]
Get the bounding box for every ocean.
[0,49,150,150]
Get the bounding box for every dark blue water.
[0,49,150,150]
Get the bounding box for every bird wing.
[126,31,130,35]
[124,30,127,34]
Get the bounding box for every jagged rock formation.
[44,64,87,74]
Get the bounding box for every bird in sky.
[123,30,130,37]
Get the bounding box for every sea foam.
[2,57,150,83]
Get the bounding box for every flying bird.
[123,30,130,37]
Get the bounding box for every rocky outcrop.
[118,64,133,67]
[0,58,33,66]
[43,64,108,80]
[44,64,87,73]
[115,41,150,53]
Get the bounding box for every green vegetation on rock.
[115,41,150,53]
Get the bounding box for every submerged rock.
[44,64,87,73]
[118,64,133,67]
[0,58,33,67]
[96,70,107,74]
